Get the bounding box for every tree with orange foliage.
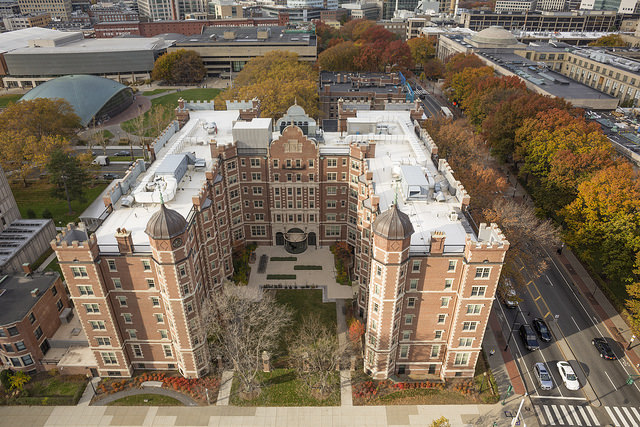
[348,319,365,345]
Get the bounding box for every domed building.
[467,26,521,49]
[20,75,134,126]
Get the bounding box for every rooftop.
[8,36,174,54]
[0,272,58,326]
[0,220,53,268]
[176,26,316,46]
[0,27,71,54]
[90,107,480,254]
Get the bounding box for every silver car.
[534,362,553,390]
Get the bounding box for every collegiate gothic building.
[54,100,508,379]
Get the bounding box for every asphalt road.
[497,248,640,425]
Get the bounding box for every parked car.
[500,279,519,308]
[533,362,553,390]
[592,337,617,360]
[103,173,118,180]
[115,150,131,157]
[519,324,540,351]
[532,317,552,342]
[557,361,580,390]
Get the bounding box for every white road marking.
[576,406,592,426]
[622,407,635,425]
[559,405,571,424]
[605,371,617,389]
[605,406,621,427]
[566,405,581,425]
[551,405,564,425]
[543,405,556,425]
[530,396,586,400]
[571,316,580,331]
[585,406,598,425]
[613,406,631,427]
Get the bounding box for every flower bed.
[352,378,482,405]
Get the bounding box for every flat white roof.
[0,28,71,54]
[9,37,171,54]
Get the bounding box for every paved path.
[216,371,234,406]
[92,386,198,406]
[35,251,57,272]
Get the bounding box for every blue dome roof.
[20,75,132,126]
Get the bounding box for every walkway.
[92,386,198,406]
[215,371,234,406]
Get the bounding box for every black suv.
[519,324,540,351]
[592,337,617,360]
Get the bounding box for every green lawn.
[230,369,340,407]
[2,374,88,405]
[108,156,144,162]
[0,94,21,108]
[142,88,171,96]
[273,289,336,332]
[11,181,108,225]
[107,393,183,406]
[121,88,221,137]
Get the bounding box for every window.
[273,159,279,168]
[467,304,482,314]
[250,158,260,167]
[71,266,88,277]
[327,186,337,195]
[409,279,418,290]
[431,344,440,358]
[132,344,143,357]
[117,296,127,307]
[142,260,151,271]
[253,200,263,208]
[251,173,261,181]
[90,320,106,330]
[373,302,379,313]
[327,172,337,181]
[10,357,21,367]
[15,341,25,351]
[20,354,34,366]
[444,279,453,290]
[28,313,35,324]
[101,352,118,365]
[454,352,470,366]
[151,297,160,307]
[159,330,168,339]
[407,297,416,308]
[370,319,377,330]
[368,334,377,345]
[376,265,382,277]
[404,314,414,325]
[400,345,408,358]
[163,345,172,357]
[8,326,19,336]
[437,314,446,324]
[51,286,57,296]
[113,278,122,289]
[412,260,421,272]
[326,200,336,208]
[327,158,337,167]
[34,326,43,340]
[155,313,164,323]
[179,264,187,277]
[146,279,155,289]
[325,225,340,237]
[95,337,110,346]
[127,329,137,339]
[84,303,100,313]
[471,286,486,297]
[0,329,5,337]
[107,260,117,272]
[462,321,478,331]
[402,331,410,341]
[440,297,450,307]
[434,330,443,339]
[251,225,266,236]
[76,285,94,296]
[459,338,473,347]
[475,267,491,279]
[123,313,132,324]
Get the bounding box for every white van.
[92,155,110,166]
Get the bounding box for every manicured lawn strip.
[266,274,296,280]
[474,350,499,404]
[11,181,109,225]
[270,257,297,261]
[107,393,183,406]
[293,265,322,270]
[0,94,21,108]
[273,289,336,332]
[230,369,340,407]
[142,88,170,96]
[108,156,144,162]
[2,374,87,405]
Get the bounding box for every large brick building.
[54,99,507,380]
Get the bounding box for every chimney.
[430,231,446,254]
[115,228,134,254]
[22,263,33,276]
[31,288,39,298]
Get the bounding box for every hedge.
[293,265,323,270]
[266,274,296,280]
[270,257,297,261]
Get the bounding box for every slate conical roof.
[144,204,187,240]
[372,204,414,240]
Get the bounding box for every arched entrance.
[275,232,284,246]
[284,228,307,254]
[308,232,316,247]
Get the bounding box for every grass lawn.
[230,369,340,407]
[107,394,183,406]
[108,156,144,162]
[11,180,108,225]
[121,88,221,138]
[0,94,21,108]
[142,88,170,96]
[273,289,336,332]
[1,374,88,405]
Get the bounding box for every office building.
[460,9,620,32]
[17,0,71,20]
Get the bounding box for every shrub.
[0,370,12,390]
[270,256,297,261]
[26,209,36,219]
[266,274,296,280]
[293,265,322,270]
[41,209,53,219]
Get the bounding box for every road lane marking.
[571,316,580,331]
[622,407,635,425]
[543,405,556,425]
[576,406,592,426]
[614,406,631,427]
[551,405,564,424]
[496,302,536,392]
[530,396,585,400]
[585,406,598,425]
[630,407,640,423]
[605,371,617,389]
[559,405,571,424]
[566,405,581,425]
[605,406,621,427]
[546,274,554,287]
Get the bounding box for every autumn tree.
[47,149,88,214]
[463,75,526,127]
[0,98,80,140]
[589,34,627,47]
[340,19,375,41]
[444,66,493,107]
[152,49,206,84]
[220,51,318,120]
[562,163,640,287]
[407,36,436,70]
[318,41,360,71]
[444,53,485,78]
[203,287,292,396]
[316,20,340,52]
[626,253,640,335]
[288,315,345,399]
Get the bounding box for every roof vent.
[223,31,235,40]
[31,288,39,298]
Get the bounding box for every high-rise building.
[579,0,636,13]
[17,0,72,21]
[54,99,507,380]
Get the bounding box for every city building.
[88,4,139,23]
[2,12,51,30]
[17,0,71,20]
[259,4,324,21]
[1,31,174,88]
[320,7,348,23]
[0,272,72,373]
[494,0,535,12]
[380,0,420,19]
[0,1,20,18]
[535,0,567,11]
[379,18,408,38]
[54,96,506,380]
[342,2,379,19]
[579,0,637,13]
[20,75,134,126]
[460,9,621,32]
[406,16,430,39]
[209,0,241,19]
[170,26,317,77]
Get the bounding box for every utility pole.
[511,393,528,427]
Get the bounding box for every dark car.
[519,324,540,351]
[115,150,131,157]
[532,317,552,342]
[592,337,617,360]
[103,173,118,180]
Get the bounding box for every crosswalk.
[537,404,640,426]
[537,404,599,425]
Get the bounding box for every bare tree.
[93,124,109,155]
[132,111,148,161]
[288,315,345,399]
[150,105,168,137]
[202,287,292,396]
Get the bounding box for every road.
[409,78,444,118]
[496,247,640,426]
